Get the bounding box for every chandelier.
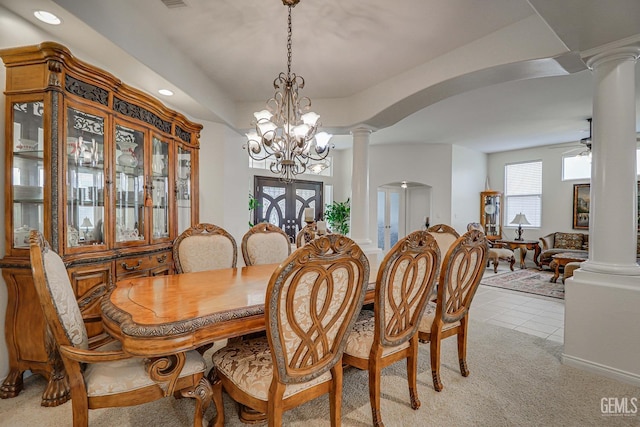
[245,0,332,182]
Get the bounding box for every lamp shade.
[510,213,530,226]
[81,217,93,228]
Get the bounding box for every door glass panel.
[390,191,400,248]
[176,146,192,234]
[377,191,385,250]
[66,108,105,247]
[151,136,170,239]
[114,124,145,243]
[12,101,45,248]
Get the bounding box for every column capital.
[586,46,640,70]
[349,126,374,137]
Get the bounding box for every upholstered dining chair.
[173,223,237,273]
[418,229,489,392]
[467,222,515,273]
[28,231,210,427]
[211,234,369,427]
[343,230,440,427]
[241,222,291,266]
[426,224,460,272]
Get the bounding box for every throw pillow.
[554,232,583,250]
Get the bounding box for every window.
[562,148,640,180]
[505,161,542,227]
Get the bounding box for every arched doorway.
[377,182,432,253]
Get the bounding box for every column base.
[580,260,640,276]
[563,269,640,387]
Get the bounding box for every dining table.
[101,262,377,426]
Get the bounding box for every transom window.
[562,148,640,180]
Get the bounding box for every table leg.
[207,368,225,427]
[519,247,527,269]
[533,244,541,268]
[146,353,186,396]
[549,260,560,283]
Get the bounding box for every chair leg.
[329,363,343,427]
[181,377,212,427]
[509,256,515,271]
[493,258,499,273]
[368,348,384,427]
[457,317,470,377]
[407,336,420,410]
[430,327,443,392]
[268,382,285,427]
[208,368,224,427]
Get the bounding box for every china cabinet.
[0,42,201,405]
[480,190,502,241]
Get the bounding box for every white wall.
[487,143,589,240]
[451,145,487,233]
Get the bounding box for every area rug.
[480,268,563,299]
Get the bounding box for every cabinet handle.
[121,260,142,271]
[156,254,167,263]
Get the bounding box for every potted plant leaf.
[324,198,350,235]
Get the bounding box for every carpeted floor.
[0,322,638,426]
[481,268,564,299]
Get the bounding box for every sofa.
[538,232,588,270]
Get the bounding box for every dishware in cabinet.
[150,135,171,242]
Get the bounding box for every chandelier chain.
[287,6,292,76]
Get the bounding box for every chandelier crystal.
[245,0,332,182]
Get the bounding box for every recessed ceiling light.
[158,89,174,96]
[34,11,61,25]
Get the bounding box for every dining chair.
[28,231,210,427]
[241,222,291,266]
[343,230,440,427]
[173,223,237,273]
[418,229,489,392]
[211,234,370,427]
[467,222,515,273]
[426,224,460,271]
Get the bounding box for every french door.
[254,177,324,242]
[377,187,403,253]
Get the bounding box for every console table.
[497,239,541,269]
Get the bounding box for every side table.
[549,252,588,283]
[496,239,541,269]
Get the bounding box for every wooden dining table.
[101,262,377,425]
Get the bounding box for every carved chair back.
[266,234,369,385]
[427,224,460,271]
[374,230,440,348]
[173,223,237,273]
[436,229,489,324]
[241,223,291,266]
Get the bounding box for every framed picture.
[572,184,590,229]
[573,182,640,230]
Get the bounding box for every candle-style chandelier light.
[244,0,332,182]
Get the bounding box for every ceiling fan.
[556,118,592,156]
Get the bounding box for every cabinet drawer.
[116,251,173,277]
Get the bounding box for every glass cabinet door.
[151,136,170,240]
[480,190,502,240]
[11,101,45,249]
[66,107,106,249]
[114,124,145,244]
[176,145,193,234]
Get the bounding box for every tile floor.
[472,268,565,344]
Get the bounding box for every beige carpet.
[0,322,638,427]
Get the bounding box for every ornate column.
[563,46,640,386]
[582,46,640,276]
[350,127,372,246]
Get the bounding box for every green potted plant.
[324,198,350,235]
[248,193,261,227]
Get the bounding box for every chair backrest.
[436,229,489,324]
[427,224,460,270]
[241,223,291,266]
[374,230,440,348]
[173,223,237,273]
[29,231,89,350]
[466,222,484,233]
[266,234,369,385]
[295,223,331,248]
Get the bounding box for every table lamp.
[81,217,93,242]
[510,213,530,241]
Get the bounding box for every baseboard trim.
[562,353,640,387]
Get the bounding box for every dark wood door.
[254,177,324,241]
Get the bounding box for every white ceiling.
[2,0,640,153]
